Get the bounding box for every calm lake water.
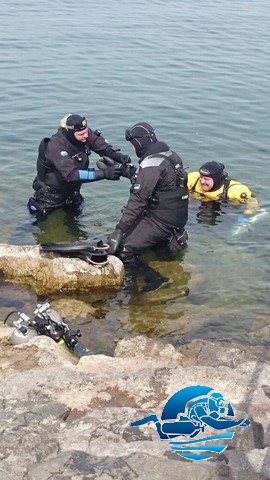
[0,0,270,354]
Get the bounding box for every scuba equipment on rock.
[3,300,86,356]
[39,240,109,266]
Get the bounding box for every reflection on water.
[111,248,191,340]
[1,0,270,354]
[31,209,89,245]
[195,201,223,226]
[10,209,90,246]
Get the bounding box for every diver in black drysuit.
[105,122,189,291]
[28,114,131,217]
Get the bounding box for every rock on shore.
[0,243,124,294]
[0,329,269,480]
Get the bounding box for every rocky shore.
[0,327,269,480]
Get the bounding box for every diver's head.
[125,122,157,157]
[209,392,226,413]
[199,161,226,191]
[60,114,89,144]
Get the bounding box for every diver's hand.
[97,156,136,180]
[95,166,121,181]
[107,228,123,254]
[120,154,132,166]
[112,152,132,166]
[96,156,117,170]
[121,163,137,179]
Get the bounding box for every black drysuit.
[117,141,189,260]
[28,127,124,215]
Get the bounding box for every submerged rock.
[0,243,124,295]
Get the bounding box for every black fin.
[39,241,109,266]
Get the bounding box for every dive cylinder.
[11,327,37,346]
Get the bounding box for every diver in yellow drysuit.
[187,161,259,214]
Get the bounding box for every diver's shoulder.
[187,171,200,186]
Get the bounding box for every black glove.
[121,163,137,179]
[96,156,117,170]
[169,228,188,254]
[104,147,132,166]
[119,154,132,166]
[107,228,123,254]
[95,166,121,181]
[113,151,132,166]
[97,156,136,180]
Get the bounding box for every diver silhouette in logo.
[131,385,250,461]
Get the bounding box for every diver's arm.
[130,414,158,427]
[200,415,249,429]
[228,183,259,214]
[187,172,200,191]
[117,166,160,233]
[243,196,259,215]
[78,167,121,182]
[88,129,131,165]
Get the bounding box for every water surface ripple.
[0,0,269,353]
